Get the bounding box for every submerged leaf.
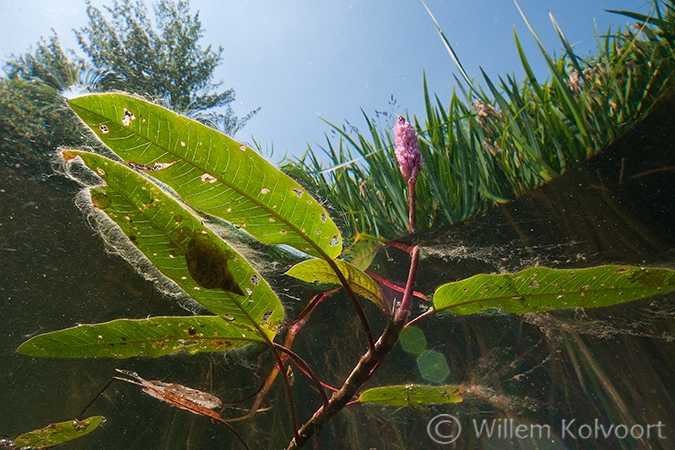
[433,265,675,315]
[286,258,388,310]
[17,316,263,358]
[342,232,385,271]
[62,150,283,334]
[358,384,463,406]
[67,93,342,259]
[12,416,104,448]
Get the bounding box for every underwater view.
[1,1,675,449]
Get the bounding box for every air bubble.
[180,141,186,147]
[245,287,253,296]
[269,217,275,222]
[260,188,270,194]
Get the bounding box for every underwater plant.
[10,91,675,449]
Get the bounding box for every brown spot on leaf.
[91,190,111,209]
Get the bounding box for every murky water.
[1,100,674,449]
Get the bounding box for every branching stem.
[288,244,423,448]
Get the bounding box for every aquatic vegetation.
[11,91,675,449]
[0,417,104,449]
[5,2,675,449]
[283,0,675,240]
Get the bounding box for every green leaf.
[433,266,675,315]
[358,384,463,406]
[342,232,384,271]
[67,93,342,259]
[606,10,665,29]
[421,0,476,95]
[17,316,263,358]
[286,258,387,310]
[63,150,283,334]
[12,416,104,448]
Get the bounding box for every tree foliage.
[76,0,257,135]
[1,0,256,171]
[0,34,95,170]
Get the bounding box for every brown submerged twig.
[114,369,250,449]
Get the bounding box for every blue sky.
[1,0,649,164]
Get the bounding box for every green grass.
[282,0,675,242]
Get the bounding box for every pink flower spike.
[394,116,423,181]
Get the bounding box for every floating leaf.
[286,258,387,310]
[17,316,263,358]
[11,416,104,448]
[358,384,463,406]
[62,150,283,333]
[67,93,342,259]
[433,266,675,315]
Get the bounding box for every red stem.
[394,245,420,322]
[408,177,416,234]
[289,244,423,448]
[367,270,428,302]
